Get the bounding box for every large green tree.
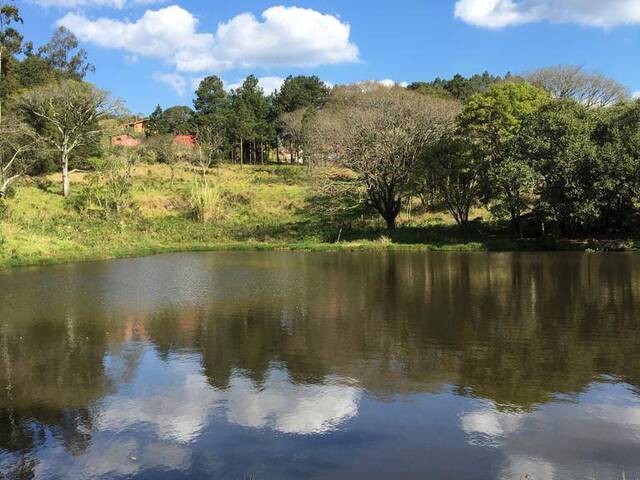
[272,75,330,115]
[36,26,94,80]
[230,76,271,164]
[591,101,640,230]
[193,75,229,130]
[0,0,22,126]
[457,81,549,232]
[513,99,599,233]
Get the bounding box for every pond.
[1,251,639,479]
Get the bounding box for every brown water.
[1,251,639,480]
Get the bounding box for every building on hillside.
[128,118,149,134]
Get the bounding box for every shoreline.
[1,237,636,270]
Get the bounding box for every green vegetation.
[1,3,639,269]
[2,162,637,269]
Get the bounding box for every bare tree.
[279,108,312,164]
[16,80,116,197]
[193,125,223,177]
[146,135,180,187]
[527,65,629,107]
[311,85,460,230]
[0,116,38,197]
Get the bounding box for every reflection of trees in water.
[134,252,640,408]
[1,252,640,473]
[0,313,113,478]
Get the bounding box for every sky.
[16,0,640,115]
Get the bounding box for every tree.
[590,101,640,230]
[230,75,271,164]
[193,125,224,177]
[146,105,168,136]
[272,76,329,164]
[272,75,330,115]
[514,99,599,233]
[0,115,38,197]
[458,82,549,165]
[527,65,629,108]
[193,75,229,130]
[0,0,23,127]
[162,106,195,134]
[146,134,180,186]
[37,26,94,80]
[17,80,115,197]
[457,82,549,230]
[278,108,314,164]
[413,71,506,101]
[422,137,482,228]
[487,156,538,236]
[312,85,459,230]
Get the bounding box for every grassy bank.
[0,163,636,269]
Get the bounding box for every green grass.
[0,163,635,269]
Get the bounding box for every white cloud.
[152,72,189,96]
[379,78,397,88]
[214,6,359,69]
[633,91,640,99]
[59,6,217,71]
[455,0,640,29]
[58,5,359,73]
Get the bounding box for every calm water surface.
[1,251,639,480]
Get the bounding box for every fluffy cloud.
[455,0,640,29]
[214,6,359,69]
[152,72,190,96]
[59,6,217,71]
[58,5,359,73]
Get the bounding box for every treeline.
[145,74,331,165]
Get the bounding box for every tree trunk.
[384,213,396,231]
[239,139,244,166]
[62,152,70,198]
[276,138,281,164]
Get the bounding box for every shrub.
[73,154,136,217]
[189,179,225,223]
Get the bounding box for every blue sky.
[17,0,640,115]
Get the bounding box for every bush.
[188,179,224,223]
[73,154,136,217]
[34,177,53,192]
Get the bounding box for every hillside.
[0,163,515,268]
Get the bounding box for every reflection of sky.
[460,382,640,480]
[28,346,362,479]
[99,349,361,441]
[7,344,640,479]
